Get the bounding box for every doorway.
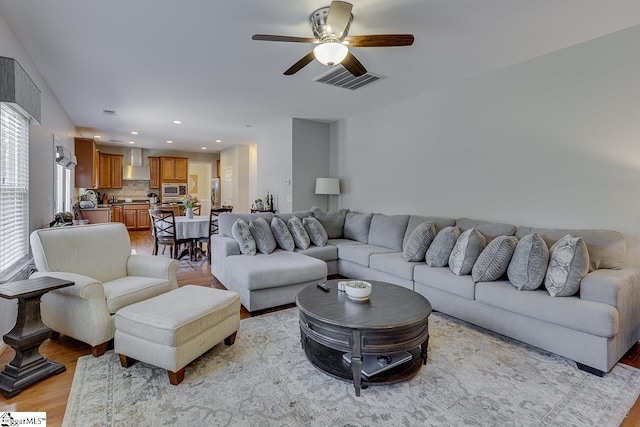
[188,162,213,214]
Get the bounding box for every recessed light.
[130,131,139,135]
[215,139,222,143]
[94,135,102,139]
[129,141,136,144]
[201,147,207,150]
[173,120,182,124]
[166,140,173,144]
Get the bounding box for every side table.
[0,276,74,398]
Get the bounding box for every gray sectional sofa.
[211,209,640,375]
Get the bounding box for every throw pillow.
[270,217,295,251]
[231,218,256,256]
[403,221,436,262]
[310,206,348,239]
[303,216,328,247]
[425,226,461,267]
[249,217,277,254]
[287,216,311,250]
[343,211,374,243]
[449,228,486,276]
[472,235,518,282]
[507,233,549,290]
[544,234,589,297]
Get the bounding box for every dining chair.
[199,207,233,260]
[192,205,201,216]
[150,209,190,259]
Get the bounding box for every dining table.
[173,215,210,261]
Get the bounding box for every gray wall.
[331,24,640,266]
[292,119,330,211]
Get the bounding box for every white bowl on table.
[343,280,372,301]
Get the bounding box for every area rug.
[63,308,640,427]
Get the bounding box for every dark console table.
[0,276,74,398]
[296,280,431,396]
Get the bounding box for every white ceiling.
[1,0,639,153]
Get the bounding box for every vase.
[185,207,193,218]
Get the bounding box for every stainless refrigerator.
[211,178,221,209]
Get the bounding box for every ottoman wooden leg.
[91,342,109,357]
[119,354,136,368]
[224,331,237,346]
[168,367,186,385]
[50,331,61,340]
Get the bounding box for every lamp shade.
[313,42,348,67]
[315,178,340,195]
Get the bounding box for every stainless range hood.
[123,147,150,180]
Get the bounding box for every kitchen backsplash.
[106,180,155,199]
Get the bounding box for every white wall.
[257,118,293,213]
[0,12,76,337]
[292,119,331,211]
[331,24,640,266]
[220,145,250,212]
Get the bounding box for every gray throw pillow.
[472,236,518,282]
[303,216,328,247]
[231,218,256,256]
[403,221,436,262]
[449,228,486,276]
[270,217,295,251]
[507,233,549,290]
[343,211,374,243]
[310,206,348,239]
[249,217,277,254]
[425,226,461,267]
[287,216,310,250]
[544,235,589,297]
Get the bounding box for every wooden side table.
[0,276,74,398]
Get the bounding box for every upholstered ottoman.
[115,285,240,385]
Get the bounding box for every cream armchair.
[30,223,179,356]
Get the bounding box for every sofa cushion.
[507,233,549,290]
[303,216,328,247]
[475,281,618,338]
[218,212,274,238]
[225,250,326,291]
[249,217,277,254]
[270,217,295,251]
[104,276,173,314]
[413,265,476,300]
[516,226,624,272]
[368,214,410,252]
[545,235,589,297]
[449,228,486,276]
[295,245,338,262]
[343,211,374,244]
[472,236,518,283]
[310,206,348,239]
[425,226,461,267]
[370,253,421,281]
[403,215,457,249]
[287,217,311,250]
[338,244,395,267]
[231,219,256,256]
[403,221,436,262]
[455,218,516,242]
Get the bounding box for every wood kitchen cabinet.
[111,205,122,223]
[149,156,160,189]
[160,156,188,182]
[98,153,124,189]
[75,138,99,189]
[122,204,151,230]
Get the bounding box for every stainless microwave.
[161,183,187,200]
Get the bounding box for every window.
[0,103,29,276]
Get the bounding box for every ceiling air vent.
[313,66,384,90]
[103,109,117,116]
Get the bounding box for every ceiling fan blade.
[284,51,316,75]
[341,51,366,76]
[344,34,415,47]
[252,34,317,44]
[326,1,353,39]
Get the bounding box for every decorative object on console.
[472,235,518,283]
[544,234,589,297]
[449,228,486,276]
[425,226,461,267]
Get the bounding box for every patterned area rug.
[63,308,640,426]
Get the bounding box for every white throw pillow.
[544,234,589,297]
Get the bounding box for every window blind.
[0,103,29,275]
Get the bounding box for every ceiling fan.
[252,1,414,77]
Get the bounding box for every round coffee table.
[296,280,431,396]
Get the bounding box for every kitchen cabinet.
[111,205,122,223]
[149,156,160,189]
[160,156,188,182]
[122,204,151,230]
[78,208,110,224]
[75,138,99,189]
[98,153,124,189]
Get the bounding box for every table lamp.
[315,178,341,210]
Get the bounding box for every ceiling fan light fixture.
[313,42,348,67]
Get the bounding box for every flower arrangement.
[181,194,199,208]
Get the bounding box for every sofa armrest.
[30,271,105,300]
[580,267,640,309]
[213,235,240,257]
[126,254,179,286]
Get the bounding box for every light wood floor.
[1,230,638,426]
